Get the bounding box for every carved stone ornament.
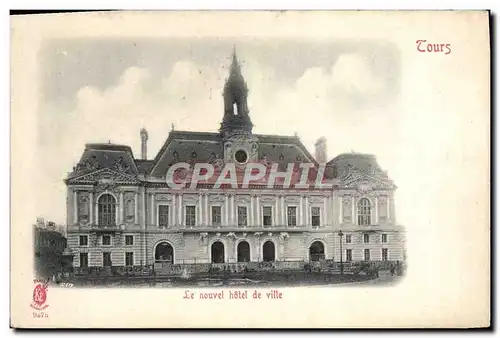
[254,232,263,237]
[209,194,226,203]
[74,156,101,174]
[111,157,131,173]
[200,232,208,244]
[208,152,225,169]
[279,232,289,241]
[226,232,237,239]
[357,182,374,194]
[156,194,173,201]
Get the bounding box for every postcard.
[10,10,490,328]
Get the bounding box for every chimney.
[140,128,148,160]
[315,137,327,164]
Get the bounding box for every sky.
[37,37,402,224]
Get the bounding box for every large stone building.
[65,51,405,269]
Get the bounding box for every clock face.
[234,149,248,164]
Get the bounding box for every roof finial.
[171,122,175,131]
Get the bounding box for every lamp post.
[338,230,344,275]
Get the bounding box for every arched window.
[98,194,116,226]
[357,198,371,225]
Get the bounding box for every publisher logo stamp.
[30,279,49,311]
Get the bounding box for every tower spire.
[220,47,253,135]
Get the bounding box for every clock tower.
[219,48,259,165]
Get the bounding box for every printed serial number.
[58,283,74,288]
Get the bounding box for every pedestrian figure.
[390,263,395,276]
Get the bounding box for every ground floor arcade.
[68,229,405,267]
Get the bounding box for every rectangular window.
[125,235,134,246]
[311,207,321,227]
[287,206,297,227]
[103,252,112,267]
[185,206,196,227]
[102,235,111,246]
[382,248,388,261]
[263,206,273,227]
[158,205,169,227]
[381,234,388,243]
[363,233,370,244]
[346,249,352,262]
[364,249,371,261]
[79,253,88,267]
[79,235,88,246]
[345,234,352,244]
[238,206,247,227]
[211,206,222,226]
[125,252,134,266]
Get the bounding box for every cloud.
[37,53,396,223]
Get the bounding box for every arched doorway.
[211,241,225,263]
[155,242,174,264]
[309,241,325,261]
[262,241,275,262]
[237,241,250,262]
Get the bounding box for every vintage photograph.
[11,11,490,328]
[34,37,406,288]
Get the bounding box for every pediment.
[67,168,140,186]
[341,171,395,191]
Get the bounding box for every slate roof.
[68,143,138,179]
[327,152,390,180]
[135,160,154,174]
[148,130,319,177]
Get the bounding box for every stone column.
[275,196,279,226]
[351,196,356,224]
[255,195,260,227]
[230,194,234,225]
[178,194,183,227]
[204,194,209,226]
[198,193,203,226]
[299,195,304,227]
[141,189,146,228]
[281,195,285,227]
[304,195,309,227]
[249,195,254,227]
[119,191,124,224]
[338,195,343,224]
[374,196,379,224]
[73,190,78,224]
[323,196,328,226]
[134,192,138,224]
[89,192,94,225]
[150,193,155,226]
[171,193,177,227]
[224,194,229,226]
